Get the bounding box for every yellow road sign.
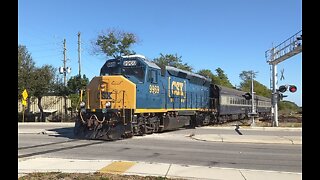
[22,89,28,100]
[22,99,27,106]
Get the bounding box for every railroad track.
[18,139,106,159]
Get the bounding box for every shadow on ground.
[46,127,76,139]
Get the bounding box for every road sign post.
[21,89,28,122]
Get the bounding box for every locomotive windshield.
[100,58,146,83]
[100,59,121,76]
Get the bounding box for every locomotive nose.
[75,75,137,140]
[86,75,136,111]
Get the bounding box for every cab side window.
[148,69,158,84]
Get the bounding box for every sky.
[18,0,302,106]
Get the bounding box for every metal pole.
[63,39,67,121]
[272,63,278,126]
[78,32,81,77]
[22,105,25,122]
[63,39,67,86]
[251,72,255,126]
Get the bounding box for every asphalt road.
[18,124,302,173]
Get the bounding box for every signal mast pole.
[271,61,278,126]
[251,72,256,126]
[265,30,302,126]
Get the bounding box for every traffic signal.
[289,85,297,93]
[242,92,252,100]
[278,85,287,93]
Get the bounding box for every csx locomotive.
[74,54,271,140]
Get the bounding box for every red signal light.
[289,85,297,93]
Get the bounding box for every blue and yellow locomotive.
[74,54,215,140]
[74,54,271,140]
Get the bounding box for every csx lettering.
[105,92,112,99]
[149,85,160,94]
[97,92,112,99]
[171,81,184,96]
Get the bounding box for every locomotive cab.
[75,55,150,140]
[100,54,147,84]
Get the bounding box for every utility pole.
[63,38,67,86]
[78,32,81,77]
[60,38,71,121]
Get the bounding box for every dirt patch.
[18,172,185,180]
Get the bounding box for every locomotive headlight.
[105,101,111,108]
[100,84,106,91]
[80,101,85,108]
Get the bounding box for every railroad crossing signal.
[242,92,252,100]
[278,85,287,93]
[22,89,28,106]
[277,85,297,93]
[289,85,297,93]
[276,85,297,101]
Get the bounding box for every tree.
[67,74,89,94]
[197,68,234,88]
[197,69,215,79]
[240,80,272,98]
[239,70,271,98]
[67,75,89,113]
[239,70,257,82]
[94,29,138,58]
[215,68,234,88]
[18,45,35,100]
[31,65,56,122]
[152,53,193,72]
[278,100,299,111]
